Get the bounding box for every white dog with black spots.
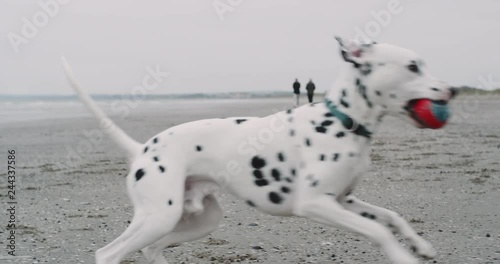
[62,36,457,264]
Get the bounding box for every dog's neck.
[325,67,385,136]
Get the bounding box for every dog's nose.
[449,87,459,99]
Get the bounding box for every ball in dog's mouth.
[406,99,450,129]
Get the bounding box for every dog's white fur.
[62,37,455,264]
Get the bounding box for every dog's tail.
[61,56,142,161]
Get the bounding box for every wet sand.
[0,96,499,264]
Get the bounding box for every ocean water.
[0,94,291,125]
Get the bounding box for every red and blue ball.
[409,99,450,129]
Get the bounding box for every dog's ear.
[335,36,374,66]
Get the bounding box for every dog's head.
[335,36,457,128]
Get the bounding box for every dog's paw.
[410,239,436,259]
[390,253,419,264]
[387,245,420,264]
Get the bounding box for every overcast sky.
[1,0,499,95]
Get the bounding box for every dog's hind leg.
[341,195,436,259]
[142,195,223,264]
[95,207,183,264]
[95,166,186,264]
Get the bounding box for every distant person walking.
[293,78,301,107]
[306,79,316,103]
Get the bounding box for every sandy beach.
[0,96,499,264]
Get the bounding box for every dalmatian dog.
[62,36,457,264]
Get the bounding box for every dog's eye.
[407,63,420,74]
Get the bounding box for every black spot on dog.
[271,169,281,181]
[340,89,350,108]
[375,90,382,96]
[143,146,149,153]
[360,63,372,75]
[431,87,440,92]
[360,212,376,220]
[196,145,203,152]
[315,126,327,133]
[336,132,345,138]
[235,119,247,124]
[310,120,317,125]
[281,186,291,194]
[390,93,397,99]
[153,137,159,144]
[277,152,285,162]
[305,138,311,147]
[340,98,350,108]
[251,156,266,169]
[255,179,269,187]
[285,177,293,183]
[326,193,336,197]
[153,156,159,162]
[311,180,319,187]
[168,199,173,206]
[247,200,256,207]
[269,192,283,204]
[321,120,334,126]
[348,152,357,157]
[135,169,145,181]
[357,83,373,108]
[253,170,264,179]
[291,169,296,176]
[159,165,166,173]
[319,154,325,161]
[324,112,333,117]
[289,129,295,137]
[286,109,293,114]
[332,153,340,161]
[346,199,354,204]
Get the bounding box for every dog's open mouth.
[405,99,449,129]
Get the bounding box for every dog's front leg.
[295,195,419,264]
[341,195,436,259]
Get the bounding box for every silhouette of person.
[293,78,301,107]
[306,79,316,103]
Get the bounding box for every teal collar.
[324,99,372,139]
